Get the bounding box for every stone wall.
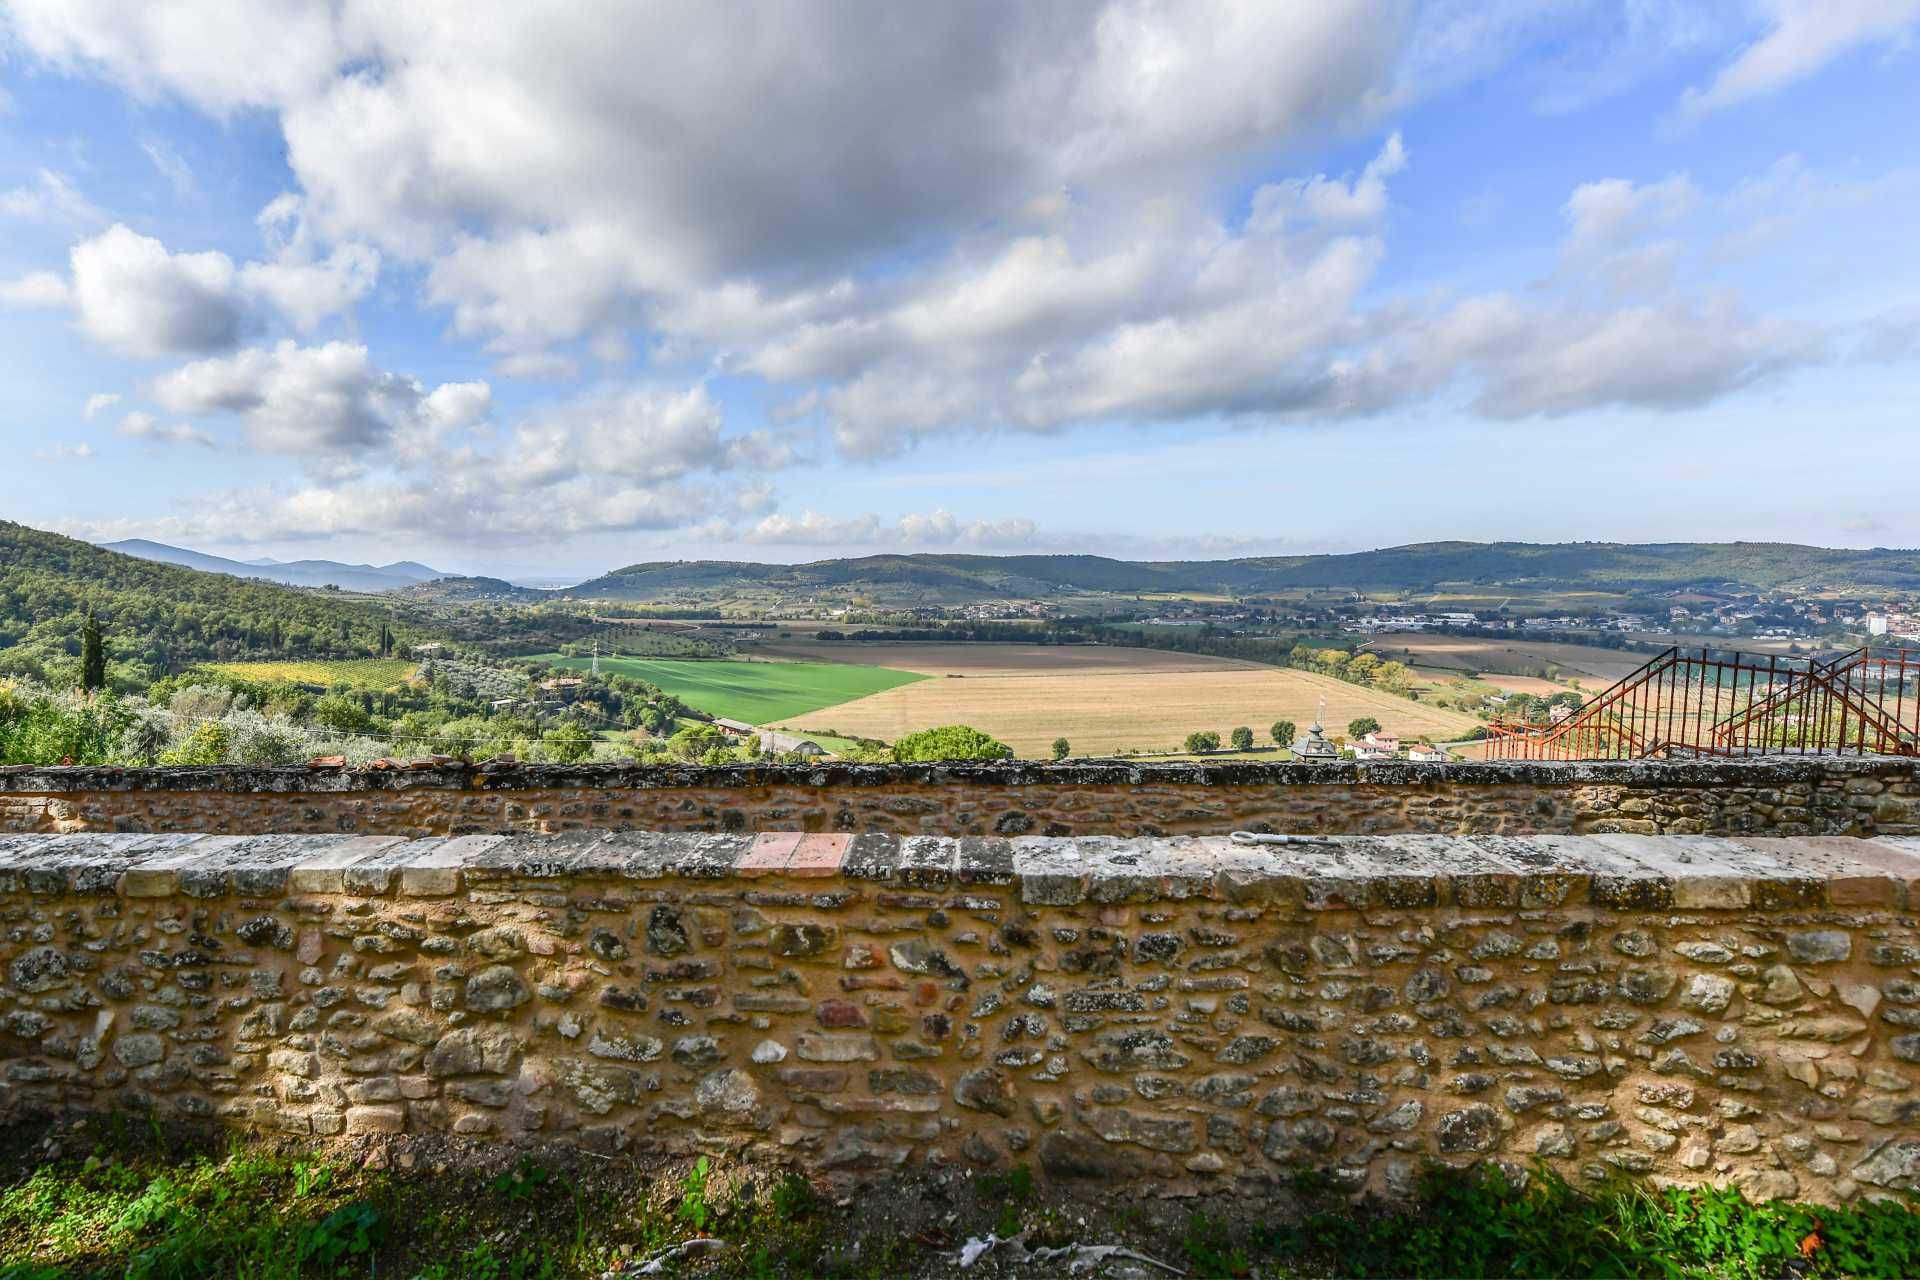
[5,830,1920,1202]
[2,757,1917,840]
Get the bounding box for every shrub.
[1184,730,1221,753]
[891,724,1014,762]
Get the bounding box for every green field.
[200,658,418,689]
[534,655,926,724]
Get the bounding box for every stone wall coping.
[1,755,1915,794]
[3,831,1918,910]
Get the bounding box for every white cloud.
[68,223,247,355]
[82,391,120,418]
[1679,0,1920,119]
[0,168,104,227]
[1562,174,1698,259]
[237,193,379,332]
[140,136,196,200]
[1,0,347,113]
[0,269,70,307]
[3,2,1415,371]
[116,409,214,447]
[1422,291,1818,418]
[743,509,1040,550]
[19,211,378,354]
[33,441,93,462]
[152,340,447,453]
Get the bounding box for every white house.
[1407,743,1448,763]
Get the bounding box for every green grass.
[4,1124,1916,1280]
[3,1114,1918,1280]
[533,654,925,725]
[199,659,418,690]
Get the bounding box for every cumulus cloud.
[19,211,379,354]
[1562,174,1699,260]
[68,223,247,355]
[0,2,1889,552]
[116,409,214,447]
[238,193,379,333]
[2,1,1414,371]
[131,335,788,542]
[82,391,120,418]
[1679,0,1920,119]
[1,0,347,112]
[152,340,444,452]
[33,441,93,462]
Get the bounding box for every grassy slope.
[534,654,926,724]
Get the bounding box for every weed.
[770,1172,817,1222]
[297,1201,383,1267]
[676,1157,713,1235]
[491,1156,552,1202]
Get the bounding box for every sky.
[2,1,1918,582]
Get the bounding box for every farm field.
[199,659,418,689]
[769,660,1479,759]
[534,654,925,724]
[1409,668,1570,697]
[1361,633,1648,684]
[754,640,1263,676]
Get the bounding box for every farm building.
[757,730,828,758]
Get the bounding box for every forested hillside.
[0,521,423,687]
[561,542,1920,602]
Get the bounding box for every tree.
[1229,725,1254,751]
[667,723,729,760]
[120,709,170,766]
[1184,730,1221,754]
[1050,737,1070,760]
[312,693,376,736]
[541,721,596,763]
[1270,719,1296,748]
[80,609,106,693]
[1347,717,1381,739]
[891,724,1015,762]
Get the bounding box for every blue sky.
[2,1,1917,581]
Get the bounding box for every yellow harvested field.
[1361,634,1647,683]
[773,664,1479,759]
[755,641,1263,677]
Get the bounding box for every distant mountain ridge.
[559,542,1920,602]
[102,539,446,594]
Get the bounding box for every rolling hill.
[1,521,423,682]
[103,539,445,593]
[557,542,1920,603]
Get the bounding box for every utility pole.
[591,637,599,678]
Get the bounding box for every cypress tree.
[81,609,107,692]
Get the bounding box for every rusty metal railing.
[1484,646,1919,761]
